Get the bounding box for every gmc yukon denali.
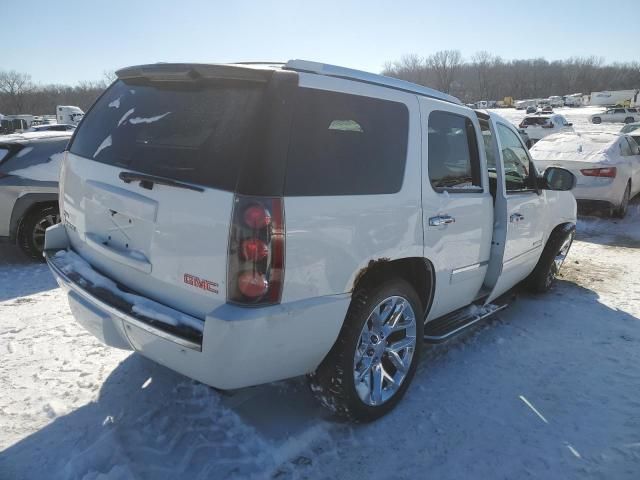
[44,60,577,420]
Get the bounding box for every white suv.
[45,61,577,420]
[590,108,640,124]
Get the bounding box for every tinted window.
[428,110,481,191]
[620,138,633,156]
[496,123,536,192]
[284,89,409,196]
[614,109,626,114]
[0,139,68,175]
[70,79,266,191]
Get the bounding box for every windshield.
[70,79,267,191]
[621,124,640,133]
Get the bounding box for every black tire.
[525,224,575,294]
[624,117,635,124]
[17,205,60,261]
[592,117,601,124]
[309,278,424,422]
[613,182,631,219]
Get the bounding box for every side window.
[427,110,481,191]
[285,89,409,196]
[496,123,536,193]
[620,138,633,156]
[615,108,626,114]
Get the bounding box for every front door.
[485,119,545,303]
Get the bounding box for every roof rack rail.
[284,59,462,105]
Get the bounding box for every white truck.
[44,61,578,421]
[587,90,639,107]
[56,106,84,125]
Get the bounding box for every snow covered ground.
[1,106,640,479]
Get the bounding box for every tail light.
[580,167,617,178]
[542,122,554,129]
[227,195,284,305]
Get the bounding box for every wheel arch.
[351,256,435,317]
[548,221,576,242]
[10,193,59,242]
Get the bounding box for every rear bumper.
[45,224,349,389]
[573,181,624,206]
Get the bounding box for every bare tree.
[103,70,117,85]
[425,50,462,94]
[0,70,34,114]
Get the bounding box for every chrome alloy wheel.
[353,296,417,406]
[547,234,573,286]
[33,213,61,252]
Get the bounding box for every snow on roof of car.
[0,131,72,144]
[530,131,620,163]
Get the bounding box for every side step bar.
[424,304,508,343]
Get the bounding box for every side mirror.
[543,167,576,191]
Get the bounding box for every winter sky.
[3,0,638,85]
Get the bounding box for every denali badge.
[183,274,219,294]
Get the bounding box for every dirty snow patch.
[93,136,112,158]
[129,112,170,125]
[117,108,135,127]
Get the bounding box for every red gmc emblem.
[183,273,219,294]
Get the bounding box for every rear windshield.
[0,139,68,176]
[522,117,550,126]
[70,79,266,191]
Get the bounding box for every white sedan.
[531,131,640,218]
[518,114,574,144]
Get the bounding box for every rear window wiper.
[118,171,204,192]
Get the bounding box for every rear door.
[62,67,273,319]
[420,102,493,321]
[484,119,545,303]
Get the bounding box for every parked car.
[44,60,577,421]
[590,108,640,124]
[526,106,537,114]
[531,131,640,218]
[519,114,574,144]
[541,105,554,113]
[0,131,70,258]
[28,124,76,132]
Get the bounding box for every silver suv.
[0,132,70,259]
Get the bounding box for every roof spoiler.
[116,63,273,84]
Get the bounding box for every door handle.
[510,213,525,223]
[429,214,456,226]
